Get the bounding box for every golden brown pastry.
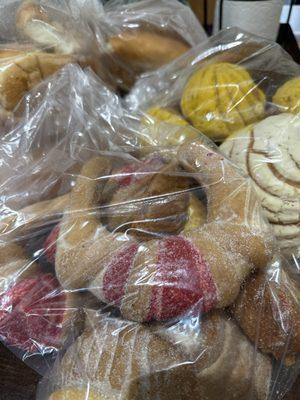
[0,49,73,111]
[55,139,272,322]
[109,29,189,73]
[16,0,82,55]
[232,264,300,364]
[102,29,190,90]
[183,194,207,232]
[15,1,115,87]
[104,157,193,236]
[49,312,272,400]
[0,193,69,237]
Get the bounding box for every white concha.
[220,113,300,251]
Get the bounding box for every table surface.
[0,343,39,400]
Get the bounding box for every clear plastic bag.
[0,63,140,373]
[0,39,299,400]
[91,0,207,91]
[0,0,105,123]
[0,0,206,130]
[126,27,300,260]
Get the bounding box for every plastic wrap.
[0,0,105,128]
[0,64,141,373]
[0,0,206,131]
[1,64,299,398]
[126,27,300,260]
[91,0,207,91]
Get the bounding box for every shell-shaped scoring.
[220,113,300,250]
[181,63,266,141]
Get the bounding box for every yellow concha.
[181,62,266,141]
[141,106,200,146]
[147,106,188,127]
[273,76,300,114]
[49,388,103,400]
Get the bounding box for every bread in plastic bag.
[0,0,106,122]
[0,63,299,398]
[126,28,300,140]
[126,28,300,259]
[39,310,273,400]
[91,0,207,91]
[0,64,139,372]
[220,113,300,255]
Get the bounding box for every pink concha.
[100,236,218,322]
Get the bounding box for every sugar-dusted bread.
[49,312,272,400]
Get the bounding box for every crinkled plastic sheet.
[0,0,106,130]
[126,27,300,113]
[0,0,206,129]
[126,27,300,265]
[0,0,101,44]
[0,64,141,373]
[0,65,299,399]
[90,0,207,90]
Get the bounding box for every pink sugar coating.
[147,236,217,321]
[0,273,66,353]
[103,243,138,306]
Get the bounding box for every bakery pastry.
[49,312,272,400]
[183,194,207,232]
[104,157,193,235]
[100,29,191,91]
[220,113,300,251]
[107,28,190,89]
[140,107,201,147]
[54,139,272,322]
[0,194,69,238]
[0,240,78,353]
[232,264,300,364]
[16,0,82,55]
[0,49,73,111]
[181,62,266,141]
[146,107,188,127]
[273,76,300,114]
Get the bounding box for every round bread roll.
[181,63,266,141]
[220,113,300,251]
[273,76,300,115]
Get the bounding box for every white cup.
[214,0,284,41]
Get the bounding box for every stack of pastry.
[220,112,300,253]
[3,138,296,399]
